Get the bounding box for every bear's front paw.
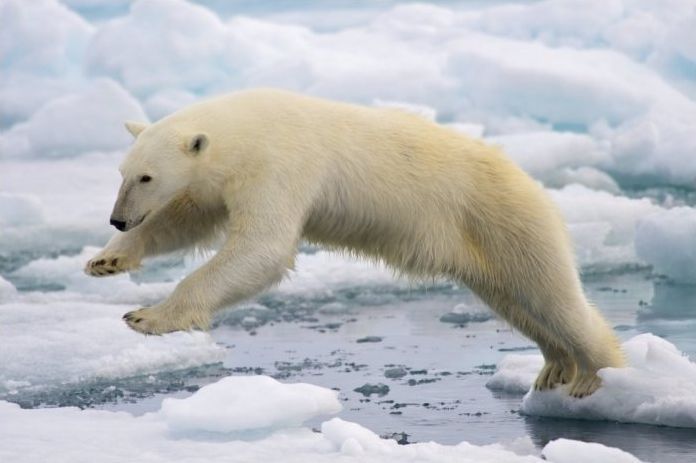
[85,253,138,277]
[123,305,209,335]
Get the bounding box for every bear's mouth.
[130,211,149,230]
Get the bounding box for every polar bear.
[85,89,624,397]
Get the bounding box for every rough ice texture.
[0,375,644,463]
[160,375,342,433]
[636,207,696,284]
[0,294,223,394]
[550,185,662,270]
[1,0,695,187]
[487,334,696,428]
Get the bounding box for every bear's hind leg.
[495,301,577,391]
[527,298,624,398]
[563,304,625,397]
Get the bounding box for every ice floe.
[0,375,647,463]
[487,333,696,428]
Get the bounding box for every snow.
[160,375,342,434]
[0,78,147,158]
[2,0,694,186]
[487,334,696,428]
[0,375,645,463]
[636,207,696,284]
[542,438,643,463]
[0,297,223,395]
[485,354,544,395]
[549,185,662,270]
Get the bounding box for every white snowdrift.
[160,375,342,434]
[0,375,645,463]
[487,334,696,428]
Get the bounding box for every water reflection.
[525,415,696,463]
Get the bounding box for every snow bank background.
[1,0,696,282]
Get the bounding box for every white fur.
[86,89,624,397]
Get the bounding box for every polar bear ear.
[124,121,148,138]
[186,133,209,156]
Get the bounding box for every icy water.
[5,265,695,463]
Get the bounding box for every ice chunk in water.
[488,334,696,428]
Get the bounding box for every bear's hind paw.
[533,360,576,391]
[568,371,602,398]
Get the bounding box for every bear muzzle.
[110,218,127,231]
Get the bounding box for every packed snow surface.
[487,334,696,428]
[0,375,646,463]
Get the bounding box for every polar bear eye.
[140,175,152,183]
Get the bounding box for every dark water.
[78,271,694,463]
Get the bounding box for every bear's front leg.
[85,232,144,277]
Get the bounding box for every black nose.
[110,218,126,231]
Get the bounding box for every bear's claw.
[568,372,602,398]
[85,253,135,277]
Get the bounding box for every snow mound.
[0,78,146,158]
[0,193,44,226]
[636,207,696,284]
[0,377,646,462]
[485,354,544,394]
[160,375,342,434]
[86,0,230,98]
[487,334,696,428]
[542,438,643,463]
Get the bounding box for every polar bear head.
[110,121,209,231]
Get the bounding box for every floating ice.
[487,131,616,191]
[0,296,223,396]
[160,375,342,434]
[542,438,643,463]
[0,374,645,462]
[549,185,662,270]
[487,334,696,428]
[277,250,399,294]
[485,354,544,395]
[636,207,696,284]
